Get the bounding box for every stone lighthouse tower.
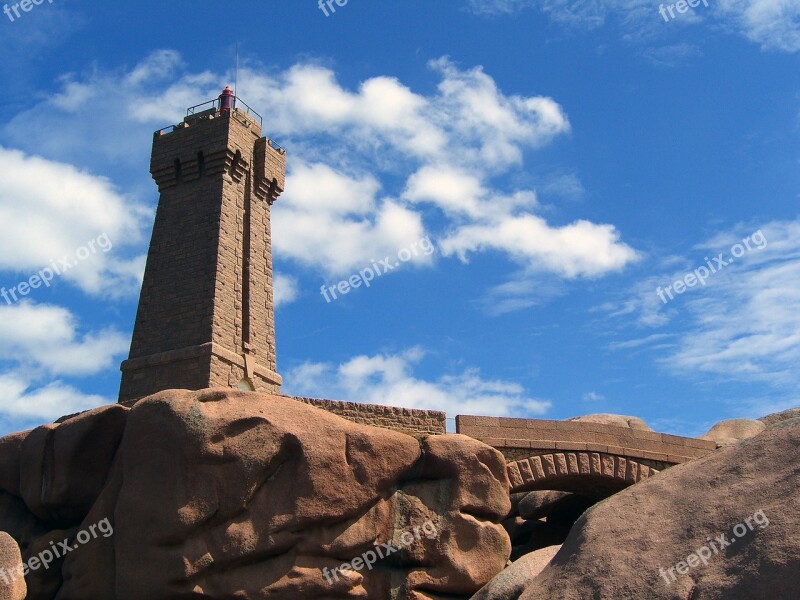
[119,87,285,406]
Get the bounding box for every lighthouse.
[119,89,286,405]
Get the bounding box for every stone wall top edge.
[287,396,446,419]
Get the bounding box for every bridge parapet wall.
[456,416,717,465]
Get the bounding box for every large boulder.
[517,491,594,523]
[565,414,652,431]
[475,418,800,599]
[19,405,128,523]
[0,531,26,600]
[470,545,561,600]
[0,406,128,600]
[699,418,765,446]
[0,389,509,599]
[759,407,800,427]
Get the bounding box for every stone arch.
[507,451,660,497]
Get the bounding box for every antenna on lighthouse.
[234,43,239,99]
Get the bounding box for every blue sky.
[0,0,798,437]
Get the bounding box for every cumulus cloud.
[426,58,571,169]
[4,50,636,287]
[274,273,300,308]
[0,147,147,297]
[284,348,551,417]
[0,372,109,422]
[0,303,129,376]
[272,162,429,276]
[404,165,490,219]
[441,215,639,278]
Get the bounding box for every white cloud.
[641,43,703,67]
[402,164,637,282]
[607,332,674,351]
[426,58,571,170]
[5,51,635,288]
[284,348,551,417]
[466,0,537,15]
[716,0,800,52]
[0,303,128,377]
[4,50,219,165]
[274,273,300,308]
[404,165,489,219]
[582,391,606,401]
[542,0,610,29]
[540,172,585,201]
[0,147,147,297]
[441,214,639,278]
[609,220,800,388]
[234,57,569,173]
[475,273,567,315]
[272,162,429,277]
[0,372,109,422]
[0,302,124,426]
[466,0,800,53]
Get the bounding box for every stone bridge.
[456,416,718,496]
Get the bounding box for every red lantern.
[219,86,235,113]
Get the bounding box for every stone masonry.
[119,102,286,405]
[456,415,717,465]
[290,396,446,436]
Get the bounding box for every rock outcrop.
[474,418,800,599]
[759,407,800,427]
[0,389,511,599]
[470,545,561,600]
[565,414,652,431]
[0,531,26,600]
[699,418,765,445]
[504,490,597,561]
[517,491,591,522]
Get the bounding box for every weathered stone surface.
[0,432,28,499]
[480,419,800,599]
[0,531,26,600]
[0,407,128,600]
[699,418,766,445]
[9,389,510,599]
[508,492,526,517]
[24,527,79,600]
[402,434,511,597]
[759,406,800,427]
[20,405,128,523]
[565,414,652,431]
[471,545,561,600]
[0,493,48,559]
[506,492,594,562]
[518,491,572,520]
[507,518,568,562]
